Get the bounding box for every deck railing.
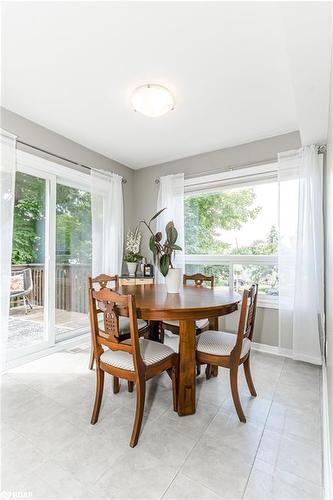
[11,263,91,314]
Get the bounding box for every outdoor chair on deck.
[10,268,33,314]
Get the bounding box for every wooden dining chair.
[89,285,178,447]
[88,274,149,370]
[196,284,258,423]
[160,273,215,343]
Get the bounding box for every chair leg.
[196,364,201,376]
[171,366,178,412]
[205,364,212,379]
[23,296,28,315]
[91,365,105,425]
[244,355,257,397]
[127,381,134,393]
[88,347,95,370]
[113,376,120,394]
[160,323,165,344]
[230,367,246,423]
[129,379,146,448]
[212,365,218,377]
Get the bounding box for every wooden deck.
[8,306,89,351]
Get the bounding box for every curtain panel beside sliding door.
[156,173,185,283]
[0,130,17,370]
[91,170,124,277]
[278,145,324,365]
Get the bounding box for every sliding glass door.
[9,152,93,361]
[55,182,92,341]
[9,169,52,359]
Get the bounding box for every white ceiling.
[1,2,332,169]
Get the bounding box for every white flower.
[125,230,142,255]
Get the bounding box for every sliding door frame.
[10,151,93,361]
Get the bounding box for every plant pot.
[165,268,182,293]
[127,262,137,276]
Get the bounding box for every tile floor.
[1,337,323,500]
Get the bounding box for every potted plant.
[124,230,142,276]
[136,209,183,293]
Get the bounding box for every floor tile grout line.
[241,355,286,498]
[3,350,324,499]
[159,390,224,499]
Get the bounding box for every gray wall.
[133,131,301,348]
[0,107,135,231]
[324,48,333,484]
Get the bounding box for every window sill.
[257,298,278,309]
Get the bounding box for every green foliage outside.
[55,184,92,264]
[12,172,92,265]
[12,173,46,264]
[184,188,278,292]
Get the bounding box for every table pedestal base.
[178,319,196,416]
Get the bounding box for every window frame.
[184,162,279,309]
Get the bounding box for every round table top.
[118,284,241,321]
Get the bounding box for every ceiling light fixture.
[131,84,175,117]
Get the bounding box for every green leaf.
[149,235,156,253]
[165,221,174,232]
[166,223,178,245]
[149,208,167,224]
[171,244,182,251]
[159,254,170,277]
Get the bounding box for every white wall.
[324,38,333,486]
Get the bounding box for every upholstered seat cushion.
[100,338,175,371]
[163,318,209,330]
[196,330,251,358]
[98,316,147,335]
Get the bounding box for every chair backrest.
[233,284,258,358]
[183,273,214,288]
[11,268,33,293]
[88,273,119,290]
[88,284,143,371]
[88,274,119,313]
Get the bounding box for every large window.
[184,165,279,306]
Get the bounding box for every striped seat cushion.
[196,330,251,358]
[163,318,209,330]
[100,339,175,371]
[98,317,147,335]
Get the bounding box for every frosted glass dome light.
[131,84,175,117]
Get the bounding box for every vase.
[127,262,137,276]
[165,268,182,293]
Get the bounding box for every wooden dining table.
[118,283,241,417]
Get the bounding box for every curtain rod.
[154,157,278,184]
[153,144,327,184]
[17,139,127,183]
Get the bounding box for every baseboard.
[322,363,333,500]
[251,341,293,358]
[252,342,322,365]
[4,333,90,370]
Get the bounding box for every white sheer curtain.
[91,170,124,277]
[278,145,324,365]
[0,130,17,371]
[156,173,185,283]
